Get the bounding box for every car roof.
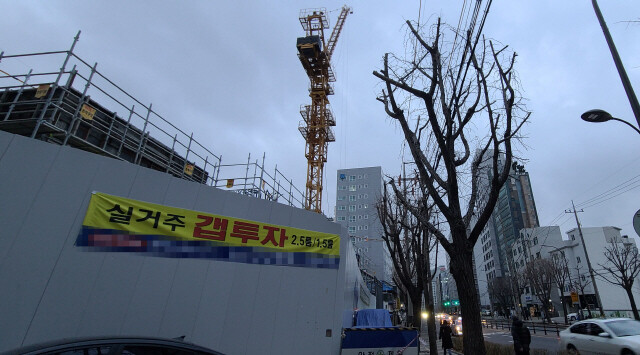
[0,336,225,355]
[571,318,638,326]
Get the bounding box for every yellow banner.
[80,104,96,120]
[81,192,340,256]
[35,84,50,98]
[184,164,194,176]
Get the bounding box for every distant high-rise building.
[472,151,539,309]
[335,166,392,283]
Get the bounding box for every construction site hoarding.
[0,130,374,355]
[77,192,340,268]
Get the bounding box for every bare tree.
[550,252,571,324]
[487,276,514,317]
[571,265,593,318]
[596,239,640,320]
[377,182,440,353]
[372,15,530,353]
[524,258,555,323]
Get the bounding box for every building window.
[339,185,347,190]
[571,235,576,241]
[536,252,541,259]
[349,185,357,191]
[364,183,368,188]
[349,205,356,212]
[533,237,538,245]
[577,256,581,263]
[362,204,368,209]
[337,196,345,201]
[338,206,346,211]
[337,216,346,221]
[349,216,356,222]
[348,226,356,233]
[364,214,368,219]
[364,225,368,230]
[349,175,356,181]
[357,226,362,231]
[349,195,356,201]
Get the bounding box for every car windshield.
[606,320,640,337]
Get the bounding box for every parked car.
[481,310,492,317]
[567,309,599,322]
[0,336,225,355]
[559,318,640,355]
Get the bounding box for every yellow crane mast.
[297,5,352,213]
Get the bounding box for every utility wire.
[580,182,640,210]
[576,174,640,208]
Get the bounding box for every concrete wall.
[0,130,369,354]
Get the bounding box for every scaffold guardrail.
[0,31,305,209]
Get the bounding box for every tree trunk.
[625,286,640,320]
[424,279,438,354]
[562,296,569,324]
[450,245,486,355]
[410,292,423,329]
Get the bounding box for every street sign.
[633,209,640,237]
[571,291,579,304]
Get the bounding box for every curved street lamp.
[581,109,640,135]
[583,1,640,135]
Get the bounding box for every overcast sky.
[2,1,639,241]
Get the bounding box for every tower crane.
[297,5,352,214]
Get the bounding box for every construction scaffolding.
[0,32,304,208]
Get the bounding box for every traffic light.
[452,299,460,306]
[444,301,451,307]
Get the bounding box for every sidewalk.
[418,328,462,355]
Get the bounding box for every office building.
[472,153,540,309]
[335,166,392,283]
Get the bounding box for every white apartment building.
[335,166,392,283]
[513,226,640,318]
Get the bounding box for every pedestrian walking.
[439,319,453,355]
[511,317,531,355]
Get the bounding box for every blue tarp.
[354,309,393,327]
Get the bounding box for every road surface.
[482,327,562,354]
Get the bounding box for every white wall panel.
[0,130,363,355]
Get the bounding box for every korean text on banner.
[76,192,340,269]
[80,104,96,120]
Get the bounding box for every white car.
[452,317,463,336]
[559,318,640,355]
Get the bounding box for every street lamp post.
[582,0,640,134]
[581,110,640,135]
